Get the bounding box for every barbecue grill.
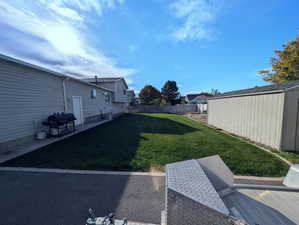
[43,112,77,137]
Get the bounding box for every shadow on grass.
[1,113,199,171]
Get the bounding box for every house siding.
[113,80,128,103]
[281,87,299,152]
[0,59,64,143]
[65,79,112,120]
[208,93,285,150]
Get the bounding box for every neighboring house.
[135,97,141,104]
[81,76,129,116]
[186,94,209,104]
[186,94,209,113]
[190,95,208,104]
[0,54,127,149]
[127,90,136,105]
[208,81,299,152]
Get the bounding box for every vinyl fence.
[127,104,198,114]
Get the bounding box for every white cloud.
[48,2,84,21]
[40,0,124,16]
[0,0,134,79]
[170,0,221,41]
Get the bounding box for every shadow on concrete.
[223,190,298,225]
[0,170,165,225]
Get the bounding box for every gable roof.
[191,95,208,103]
[186,93,210,101]
[81,77,128,89]
[211,80,299,100]
[0,54,114,93]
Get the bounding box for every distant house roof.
[127,90,135,96]
[0,54,113,92]
[186,94,201,101]
[186,93,210,102]
[210,80,299,100]
[81,77,128,89]
[191,95,208,103]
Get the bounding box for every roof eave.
[0,54,114,93]
[208,89,284,100]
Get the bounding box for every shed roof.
[166,159,230,215]
[210,80,299,100]
[0,54,114,93]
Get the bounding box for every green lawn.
[1,113,290,176]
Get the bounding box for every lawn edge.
[184,115,293,167]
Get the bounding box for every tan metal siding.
[281,87,299,151]
[0,60,64,143]
[208,93,284,150]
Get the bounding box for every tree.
[161,81,180,105]
[139,85,161,105]
[210,89,221,96]
[259,35,299,83]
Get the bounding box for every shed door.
[72,96,83,126]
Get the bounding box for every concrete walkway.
[0,119,111,163]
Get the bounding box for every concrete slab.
[0,170,164,225]
[222,188,299,225]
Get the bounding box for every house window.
[123,90,126,95]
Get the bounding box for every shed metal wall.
[208,93,285,150]
[281,87,299,152]
[0,60,64,143]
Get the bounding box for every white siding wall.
[208,93,285,150]
[65,79,112,119]
[113,80,128,103]
[110,103,125,117]
[0,60,64,143]
[281,87,299,151]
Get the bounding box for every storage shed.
[208,81,299,152]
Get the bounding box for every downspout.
[62,78,68,112]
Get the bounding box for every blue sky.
[0,0,298,95]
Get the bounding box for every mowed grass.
[1,113,289,176]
